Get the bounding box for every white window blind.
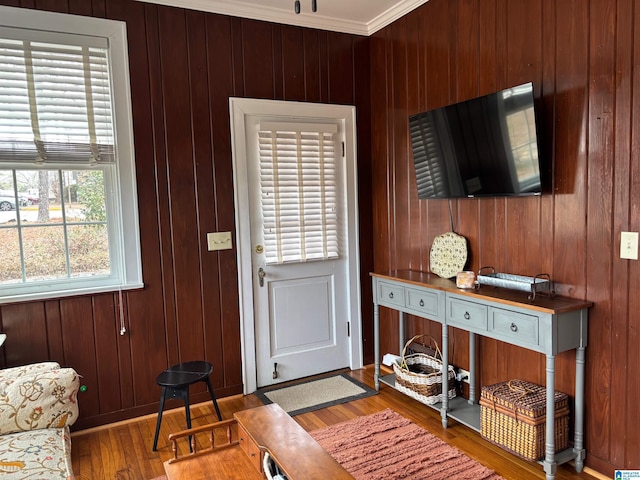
[0,28,114,166]
[0,6,142,304]
[258,122,339,265]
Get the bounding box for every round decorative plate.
[430,232,468,279]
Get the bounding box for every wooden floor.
[70,366,603,480]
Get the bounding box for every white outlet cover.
[621,231,639,260]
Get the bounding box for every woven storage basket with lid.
[479,379,569,461]
[392,334,456,406]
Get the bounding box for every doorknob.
[258,267,266,287]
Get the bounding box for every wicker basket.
[479,380,569,461]
[393,335,456,406]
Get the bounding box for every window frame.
[0,6,142,304]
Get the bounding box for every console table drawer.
[448,297,488,331]
[489,308,539,347]
[406,287,442,319]
[378,281,405,308]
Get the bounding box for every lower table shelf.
[380,372,580,470]
[379,373,481,431]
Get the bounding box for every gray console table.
[371,270,591,480]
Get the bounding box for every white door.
[230,99,362,392]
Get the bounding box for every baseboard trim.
[582,466,610,480]
[71,393,245,437]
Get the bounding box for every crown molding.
[135,0,429,36]
[367,0,429,35]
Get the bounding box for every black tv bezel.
[409,82,544,200]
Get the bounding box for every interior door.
[246,117,351,388]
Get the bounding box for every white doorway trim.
[229,97,363,394]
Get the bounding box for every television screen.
[409,82,543,199]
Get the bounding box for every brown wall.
[371,0,638,476]
[0,0,373,429]
[0,0,637,476]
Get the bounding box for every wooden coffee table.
[163,403,353,480]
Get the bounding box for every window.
[502,87,540,191]
[0,6,142,304]
[257,122,339,265]
[409,110,453,198]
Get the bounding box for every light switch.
[620,231,639,260]
[207,231,232,251]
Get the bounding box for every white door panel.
[270,275,334,354]
[230,98,362,394]
[256,270,349,385]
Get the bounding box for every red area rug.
[310,408,505,480]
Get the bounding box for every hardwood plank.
[71,367,601,480]
[140,2,180,393]
[157,6,206,362]
[68,0,91,16]
[0,302,48,366]
[92,294,123,414]
[624,2,640,471]
[242,19,275,98]
[281,25,305,101]
[610,7,633,468]
[390,17,411,271]
[203,13,242,390]
[585,0,616,464]
[303,30,321,103]
[60,297,100,418]
[326,32,354,105]
[33,0,67,12]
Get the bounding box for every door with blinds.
[247,117,352,387]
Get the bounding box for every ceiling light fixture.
[294,0,317,14]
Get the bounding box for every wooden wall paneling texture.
[185,8,222,397]
[586,0,616,466]
[352,33,375,363]
[391,18,410,271]
[136,3,182,410]
[91,294,123,415]
[0,303,48,366]
[369,30,389,358]
[205,13,242,390]
[450,0,479,378]
[626,3,640,471]
[281,26,305,101]
[157,6,206,365]
[367,0,640,475]
[404,11,428,276]
[0,0,372,431]
[302,30,322,103]
[113,0,172,413]
[612,0,633,469]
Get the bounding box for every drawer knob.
[510,323,518,332]
[419,299,425,307]
[389,292,394,299]
[464,311,470,320]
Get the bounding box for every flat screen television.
[409,82,543,199]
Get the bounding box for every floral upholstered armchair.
[0,362,80,479]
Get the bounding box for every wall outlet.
[455,368,470,384]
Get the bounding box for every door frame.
[229,97,363,394]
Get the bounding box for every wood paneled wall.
[371,0,638,476]
[0,0,373,430]
[0,0,635,476]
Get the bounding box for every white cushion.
[0,426,74,479]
